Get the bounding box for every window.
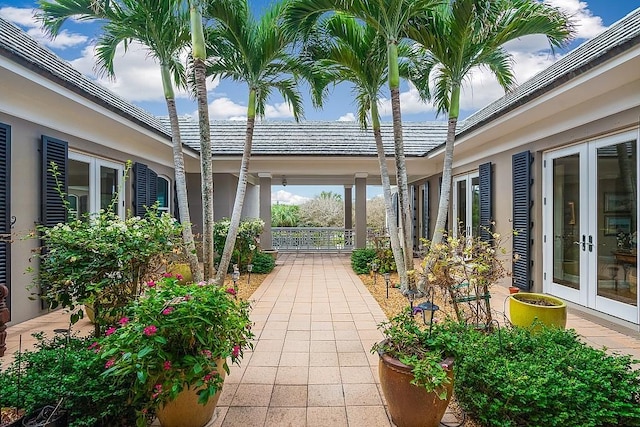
[157,176,170,213]
[68,152,124,219]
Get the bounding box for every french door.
[543,131,638,323]
[68,152,124,219]
[453,173,480,239]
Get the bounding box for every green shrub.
[374,248,397,273]
[251,251,275,274]
[0,333,138,426]
[351,248,377,274]
[213,218,264,270]
[455,325,640,427]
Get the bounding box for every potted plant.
[31,206,183,336]
[509,292,567,330]
[99,275,253,427]
[372,310,456,427]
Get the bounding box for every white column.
[355,173,368,249]
[344,185,353,230]
[258,173,272,250]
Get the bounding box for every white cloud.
[378,82,435,118]
[272,190,310,205]
[0,6,88,49]
[205,97,295,120]
[545,0,607,39]
[338,113,356,121]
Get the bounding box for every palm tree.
[189,0,215,280]
[304,13,410,290]
[284,0,440,274]
[38,0,204,282]
[205,0,306,284]
[406,0,572,262]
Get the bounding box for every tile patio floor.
[4,253,640,426]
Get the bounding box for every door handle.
[588,235,594,252]
[582,235,586,251]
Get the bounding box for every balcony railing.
[272,227,354,252]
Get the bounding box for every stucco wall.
[1,112,175,325]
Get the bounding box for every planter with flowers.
[372,310,456,427]
[98,275,253,427]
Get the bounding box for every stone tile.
[264,407,307,427]
[279,352,309,367]
[217,383,238,406]
[343,383,383,406]
[338,352,369,367]
[286,330,311,341]
[310,340,337,353]
[221,407,268,427]
[263,321,288,330]
[309,351,339,367]
[254,339,284,352]
[283,339,311,352]
[340,366,375,384]
[248,351,281,367]
[311,321,333,331]
[230,384,273,406]
[209,406,229,427]
[336,340,364,353]
[276,366,309,385]
[334,330,360,341]
[345,405,391,427]
[331,313,353,322]
[259,328,287,340]
[270,385,308,407]
[307,407,348,427]
[307,384,345,406]
[311,330,335,341]
[268,313,290,322]
[333,321,357,330]
[308,366,341,384]
[241,366,277,384]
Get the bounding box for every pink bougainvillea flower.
[147,280,156,288]
[176,274,184,281]
[88,341,99,350]
[203,373,212,382]
[226,288,236,296]
[105,358,115,369]
[163,360,172,371]
[143,325,158,336]
[198,281,207,287]
[105,327,117,336]
[183,295,192,301]
[163,272,172,278]
[118,317,129,326]
[162,307,174,315]
[201,349,212,359]
[232,345,241,358]
[151,384,163,399]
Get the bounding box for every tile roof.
[0,16,170,139]
[456,7,640,138]
[162,117,449,157]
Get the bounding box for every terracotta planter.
[156,360,226,427]
[378,349,454,427]
[509,292,567,330]
[509,286,520,294]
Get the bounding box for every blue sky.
[1,0,639,202]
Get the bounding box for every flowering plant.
[31,207,183,332]
[213,217,264,271]
[617,230,637,252]
[97,275,253,424]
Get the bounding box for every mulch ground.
[223,273,268,302]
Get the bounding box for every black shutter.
[0,123,11,312]
[148,168,158,209]
[133,162,158,215]
[41,136,68,227]
[479,162,493,242]
[173,182,180,223]
[412,185,418,251]
[512,151,534,290]
[422,182,429,239]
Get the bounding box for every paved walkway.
[4,253,640,426]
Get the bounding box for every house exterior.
[412,8,640,328]
[1,6,639,329]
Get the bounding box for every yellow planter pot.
[167,263,193,285]
[509,293,567,330]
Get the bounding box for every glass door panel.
[552,154,581,291]
[471,176,480,237]
[454,177,467,236]
[100,166,119,211]
[596,140,637,306]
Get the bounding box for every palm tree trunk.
[430,86,461,253]
[387,42,413,277]
[162,64,203,282]
[190,0,214,280]
[372,102,408,292]
[214,89,256,285]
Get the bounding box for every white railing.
[272,227,354,252]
